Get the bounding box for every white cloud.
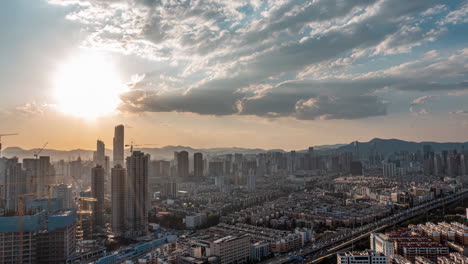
[47,0,468,120]
[439,1,468,25]
[411,95,438,105]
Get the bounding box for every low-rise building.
[338,251,389,264]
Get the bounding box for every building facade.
[126,151,150,238]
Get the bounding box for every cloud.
[118,47,468,120]
[48,0,468,120]
[450,110,468,115]
[0,102,54,118]
[409,95,439,115]
[293,95,387,120]
[411,95,438,105]
[14,102,46,116]
[439,1,468,25]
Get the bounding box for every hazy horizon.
[3,136,468,153]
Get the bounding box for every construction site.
[0,133,104,263]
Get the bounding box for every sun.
[52,52,128,119]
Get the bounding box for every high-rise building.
[209,161,224,177]
[194,152,203,179]
[113,125,125,167]
[38,156,54,193]
[447,153,459,176]
[247,168,256,192]
[23,158,39,193]
[423,151,435,176]
[461,153,468,175]
[69,157,83,184]
[160,160,171,177]
[289,151,297,173]
[52,183,74,209]
[1,157,26,212]
[383,162,397,177]
[91,166,105,229]
[111,165,126,236]
[434,154,443,176]
[215,174,224,187]
[177,151,189,178]
[94,140,106,167]
[162,181,178,199]
[126,151,150,238]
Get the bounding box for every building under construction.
[0,210,77,264]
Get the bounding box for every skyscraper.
[113,124,124,167]
[111,165,126,237]
[91,165,105,229]
[194,152,203,179]
[126,151,150,238]
[94,140,105,167]
[177,151,189,179]
[38,156,54,192]
[247,168,256,192]
[1,157,26,212]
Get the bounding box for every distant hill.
[2,138,467,161]
[335,138,468,156]
[2,144,337,162]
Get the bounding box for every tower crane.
[0,133,18,158]
[28,142,49,193]
[125,142,158,153]
[33,142,48,159]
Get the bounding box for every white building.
[370,233,395,257]
[185,213,207,229]
[338,251,389,264]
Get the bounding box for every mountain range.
[2,138,467,162]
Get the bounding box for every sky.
[0,0,467,151]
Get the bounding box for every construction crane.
[125,142,158,153]
[33,142,48,159]
[26,142,50,193]
[71,174,83,191]
[0,133,18,158]
[14,187,51,264]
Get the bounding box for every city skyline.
[2,1,468,263]
[1,0,467,151]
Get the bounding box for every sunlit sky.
[1,0,467,151]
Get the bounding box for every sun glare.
[52,52,128,119]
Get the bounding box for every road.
[264,189,468,264]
